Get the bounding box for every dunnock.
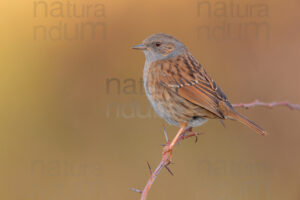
[132,33,266,153]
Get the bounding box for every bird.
[132,33,267,154]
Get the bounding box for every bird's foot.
[162,143,174,163]
[180,131,202,143]
[177,127,202,144]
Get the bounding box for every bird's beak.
[132,43,147,50]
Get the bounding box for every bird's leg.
[162,123,187,160]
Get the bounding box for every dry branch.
[233,100,300,111]
[132,100,300,200]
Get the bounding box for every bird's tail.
[227,111,267,136]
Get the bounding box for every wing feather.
[158,53,231,119]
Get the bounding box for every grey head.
[132,33,188,63]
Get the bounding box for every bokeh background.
[1,0,300,199]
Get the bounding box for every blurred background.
[1,0,300,199]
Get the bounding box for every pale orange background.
[1,0,300,199]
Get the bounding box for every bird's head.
[132,33,187,62]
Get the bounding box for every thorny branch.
[130,127,200,200]
[131,100,300,200]
[232,100,300,111]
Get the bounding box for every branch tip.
[232,100,300,111]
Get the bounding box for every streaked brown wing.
[158,53,230,119]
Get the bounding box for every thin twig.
[139,129,199,200]
[133,100,300,200]
[140,151,171,200]
[232,100,300,111]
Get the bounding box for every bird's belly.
[145,84,207,127]
[145,87,179,126]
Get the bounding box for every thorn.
[164,165,174,176]
[163,126,169,143]
[194,133,198,143]
[147,162,153,175]
[129,188,142,194]
[219,119,225,128]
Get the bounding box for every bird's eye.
[155,42,161,47]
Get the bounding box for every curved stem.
[132,100,300,200]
